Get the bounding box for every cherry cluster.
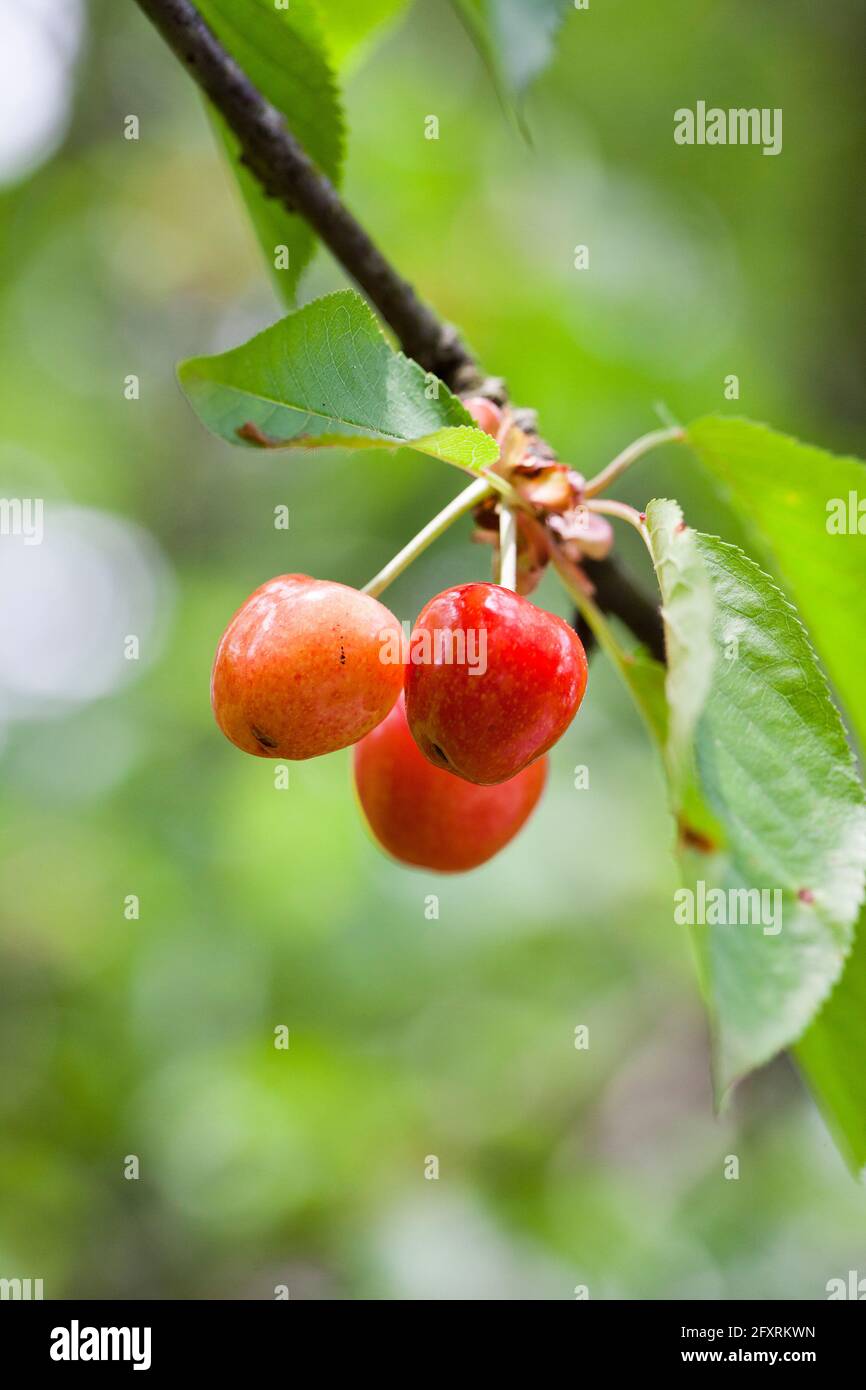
[211,568,587,872]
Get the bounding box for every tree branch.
[132,0,666,661]
[133,0,472,382]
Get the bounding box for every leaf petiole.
[585,497,655,558]
[583,425,685,498]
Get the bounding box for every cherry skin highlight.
[353,695,547,872]
[405,582,587,784]
[211,574,404,759]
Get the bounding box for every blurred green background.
[1,0,864,1299]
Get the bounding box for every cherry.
[211,574,404,759]
[353,695,547,871]
[463,395,503,438]
[405,583,587,784]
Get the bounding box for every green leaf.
[686,417,866,755]
[796,907,866,1177]
[640,501,866,1094]
[451,0,572,111]
[692,536,866,1090]
[197,0,344,306]
[177,289,499,471]
[686,417,866,1168]
[315,0,408,70]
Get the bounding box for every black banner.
[1,1298,862,1373]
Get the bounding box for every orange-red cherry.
[211,574,404,759]
[405,583,587,784]
[353,696,547,872]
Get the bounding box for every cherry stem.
[498,505,518,590]
[362,477,492,599]
[585,497,654,558]
[582,425,685,499]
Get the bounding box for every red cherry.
[353,695,547,872]
[211,575,404,759]
[463,396,503,438]
[405,583,587,784]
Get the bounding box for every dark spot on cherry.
[251,725,277,749]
